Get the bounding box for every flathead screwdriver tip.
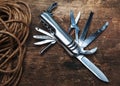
[105,22,109,26]
[35,27,38,30]
[33,35,36,38]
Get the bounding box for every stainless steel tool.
[33,2,109,82]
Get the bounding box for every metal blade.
[81,22,109,48]
[75,11,81,25]
[40,41,56,54]
[80,47,97,55]
[74,25,80,43]
[35,27,54,38]
[79,12,94,42]
[33,35,53,40]
[34,40,55,45]
[70,10,76,25]
[68,11,81,33]
[46,2,58,13]
[70,11,80,42]
[76,55,109,82]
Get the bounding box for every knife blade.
[76,55,109,82]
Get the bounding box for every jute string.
[0,0,31,86]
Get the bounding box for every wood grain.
[19,0,120,86]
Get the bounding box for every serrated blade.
[81,22,109,48]
[76,55,109,82]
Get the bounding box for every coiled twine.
[0,0,31,86]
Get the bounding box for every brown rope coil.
[0,0,31,86]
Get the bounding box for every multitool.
[33,2,109,82]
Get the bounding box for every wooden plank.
[19,0,120,86]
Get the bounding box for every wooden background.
[19,0,120,86]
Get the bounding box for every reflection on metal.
[33,2,109,82]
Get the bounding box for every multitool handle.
[40,12,80,56]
